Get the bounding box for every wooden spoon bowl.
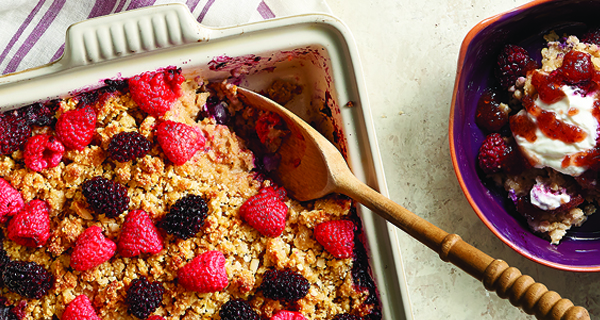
[236,86,590,320]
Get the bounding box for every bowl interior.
[452,0,600,271]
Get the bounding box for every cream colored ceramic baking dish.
[0,4,413,319]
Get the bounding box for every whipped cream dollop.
[513,85,599,176]
[529,180,571,210]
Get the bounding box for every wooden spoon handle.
[337,174,590,320]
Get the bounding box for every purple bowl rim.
[449,0,600,272]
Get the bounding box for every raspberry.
[62,295,101,320]
[117,209,163,258]
[55,105,97,151]
[496,44,538,89]
[107,131,151,162]
[531,71,566,104]
[239,187,289,238]
[156,120,205,165]
[271,310,307,320]
[219,299,260,320]
[126,277,165,319]
[17,102,56,127]
[314,220,356,259]
[477,133,510,174]
[128,68,185,117]
[0,178,24,223]
[70,226,116,271]
[82,176,130,218]
[474,89,510,132]
[159,195,208,239]
[9,300,26,320]
[2,260,54,299]
[0,111,31,155]
[7,200,50,248]
[259,269,310,302]
[581,27,600,46]
[255,113,284,144]
[177,250,228,293]
[332,314,362,320]
[23,134,64,172]
[557,50,595,84]
[255,112,288,152]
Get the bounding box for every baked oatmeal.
[0,68,380,319]
[475,29,600,244]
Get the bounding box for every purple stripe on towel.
[89,0,119,18]
[127,0,156,10]
[186,0,202,13]
[50,43,64,62]
[49,0,118,62]
[115,0,128,13]
[197,0,215,23]
[4,0,67,74]
[257,1,276,19]
[0,0,46,65]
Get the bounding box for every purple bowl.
[450,0,600,272]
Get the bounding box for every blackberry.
[474,89,510,133]
[82,177,130,218]
[17,102,56,127]
[581,27,600,46]
[76,91,100,108]
[0,243,11,287]
[107,131,152,162]
[259,269,310,302]
[0,111,31,155]
[203,96,229,124]
[495,44,538,90]
[160,195,208,239]
[126,277,165,319]
[332,314,362,320]
[103,79,129,93]
[477,133,511,174]
[2,261,54,299]
[219,299,260,320]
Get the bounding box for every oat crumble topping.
[0,75,379,319]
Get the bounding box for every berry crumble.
[476,29,600,244]
[0,68,380,319]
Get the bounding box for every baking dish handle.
[62,3,208,68]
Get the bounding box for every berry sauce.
[511,50,600,171]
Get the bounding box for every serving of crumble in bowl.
[451,0,600,272]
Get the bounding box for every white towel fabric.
[0,0,332,75]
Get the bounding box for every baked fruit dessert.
[475,29,600,244]
[0,68,380,319]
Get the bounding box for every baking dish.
[0,4,413,319]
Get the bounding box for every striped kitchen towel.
[0,0,332,75]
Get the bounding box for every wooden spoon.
[236,87,590,320]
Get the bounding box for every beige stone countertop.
[326,0,600,319]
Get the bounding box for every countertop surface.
[326,0,600,319]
